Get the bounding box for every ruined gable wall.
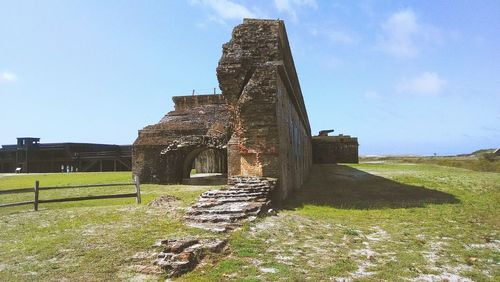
[132,94,231,183]
[217,19,312,200]
[172,95,226,112]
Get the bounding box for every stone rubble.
[132,177,276,278]
[153,238,227,278]
[184,177,276,232]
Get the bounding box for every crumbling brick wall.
[217,19,312,200]
[133,19,312,202]
[132,95,231,183]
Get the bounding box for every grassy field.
[0,163,499,281]
[361,152,500,173]
[0,172,217,281]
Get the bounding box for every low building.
[0,137,131,173]
[312,130,359,164]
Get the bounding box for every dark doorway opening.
[182,148,227,185]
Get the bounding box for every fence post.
[34,180,39,211]
[134,175,141,204]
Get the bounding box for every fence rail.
[0,176,141,211]
[39,183,134,190]
[0,188,34,195]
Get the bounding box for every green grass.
[184,163,499,281]
[361,155,500,173]
[0,172,217,281]
[1,163,499,281]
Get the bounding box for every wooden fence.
[0,176,141,211]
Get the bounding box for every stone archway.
[181,147,227,185]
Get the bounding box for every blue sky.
[0,0,498,155]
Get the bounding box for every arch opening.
[181,147,227,185]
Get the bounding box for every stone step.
[233,183,268,188]
[186,201,269,215]
[230,182,273,187]
[193,199,267,209]
[200,192,269,199]
[226,188,271,193]
[185,222,235,233]
[199,196,267,203]
[186,202,264,215]
[186,209,261,217]
[225,189,271,195]
[184,212,248,223]
[200,191,269,198]
[184,176,276,233]
[196,196,264,204]
[230,178,270,183]
[203,187,271,194]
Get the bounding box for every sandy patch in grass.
[366,226,390,242]
[465,240,500,252]
[416,238,475,282]
[336,226,393,281]
[259,267,278,274]
[250,215,403,280]
[414,272,473,282]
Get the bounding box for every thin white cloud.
[326,30,357,45]
[320,55,344,70]
[364,90,381,100]
[274,0,317,21]
[377,9,442,58]
[0,71,17,83]
[192,0,257,20]
[310,27,358,45]
[397,72,447,95]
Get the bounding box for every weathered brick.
[133,19,314,202]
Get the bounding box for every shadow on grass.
[284,164,459,210]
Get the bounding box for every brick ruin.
[133,94,231,184]
[133,19,359,205]
[312,130,359,164]
[217,18,312,201]
[132,18,361,276]
[133,19,312,202]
